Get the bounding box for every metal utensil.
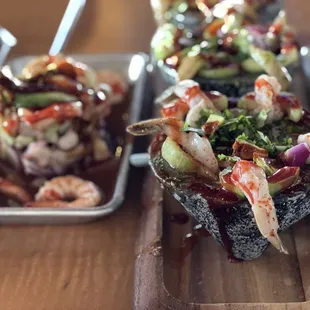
[49,0,86,55]
[129,153,150,167]
[0,27,17,66]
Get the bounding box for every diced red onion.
[284,143,310,167]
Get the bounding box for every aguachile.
[127,75,310,260]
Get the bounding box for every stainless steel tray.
[0,52,148,224]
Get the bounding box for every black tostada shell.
[150,149,310,260]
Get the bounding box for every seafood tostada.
[0,55,128,176]
[128,74,310,260]
[155,0,278,28]
[152,8,297,97]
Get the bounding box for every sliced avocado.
[207,91,228,110]
[151,24,179,60]
[278,92,303,123]
[277,47,299,67]
[14,92,77,108]
[268,167,300,195]
[0,126,14,145]
[14,135,34,149]
[253,154,277,176]
[237,92,256,110]
[219,171,245,198]
[198,65,239,79]
[241,58,264,74]
[161,137,197,173]
[177,54,203,80]
[232,29,250,55]
[44,123,60,144]
[288,107,303,123]
[207,114,225,125]
[249,45,291,91]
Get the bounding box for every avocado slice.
[198,65,239,79]
[207,114,225,125]
[268,167,300,196]
[152,24,179,60]
[237,92,256,110]
[241,58,264,74]
[161,137,197,173]
[14,92,77,108]
[207,91,228,110]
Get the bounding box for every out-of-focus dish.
[151,0,279,27]
[152,9,297,96]
[0,53,147,222]
[128,75,310,260]
[0,54,128,177]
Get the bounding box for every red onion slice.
[284,143,310,167]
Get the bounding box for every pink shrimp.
[158,80,217,124]
[127,117,219,180]
[231,160,288,254]
[253,75,284,122]
[25,176,101,208]
[0,178,32,204]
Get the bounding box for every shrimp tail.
[231,160,288,254]
[126,118,183,136]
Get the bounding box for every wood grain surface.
[134,173,310,310]
[0,1,154,310]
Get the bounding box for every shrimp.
[231,160,288,254]
[18,102,82,126]
[25,176,101,208]
[22,55,97,88]
[96,70,128,104]
[251,75,284,122]
[127,117,219,180]
[0,178,32,204]
[174,80,216,109]
[158,80,217,123]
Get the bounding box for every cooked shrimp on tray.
[0,54,129,177]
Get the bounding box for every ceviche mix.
[128,74,310,255]
[152,7,298,83]
[0,55,128,176]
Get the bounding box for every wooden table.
[0,169,145,310]
[0,1,155,309]
[0,1,309,309]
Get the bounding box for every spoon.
[49,0,86,55]
[0,27,17,66]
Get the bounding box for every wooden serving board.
[134,170,310,309]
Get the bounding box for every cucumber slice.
[161,137,197,173]
[207,114,225,125]
[151,24,178,60]
[44,123,60,144]
[15,92,77,109]
[241,58,264,74]
[198,65,239,79]
[0,126,14,145]
[14,135,34,149]
[207,91,228,110]
[277,47,299,67]
[249,45,291,91]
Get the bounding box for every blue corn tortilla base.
[151,153,310,260]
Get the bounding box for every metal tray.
[0,52,148,225]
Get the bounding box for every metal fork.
[49,0,86,55]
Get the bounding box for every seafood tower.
[0,55,127,176]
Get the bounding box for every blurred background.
[0,0,156,57]
[0,0,308,58]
